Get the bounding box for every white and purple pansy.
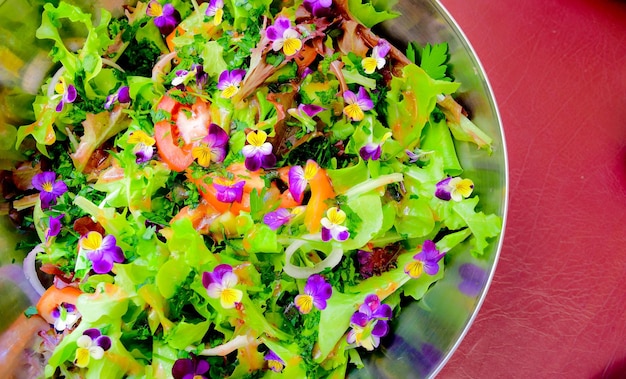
[205,0,224,25]
[320,207,350,242]
[51,302,80,332]
[172,354,210,379]
[202,264,243,309]
[45,213,64,243]
[217,69,246,99]
[435,176,474,201]
[359,132,392,161]
[242,130,276,171]
[74,328,111,368]
[361,39,391,74]
[266,16,302,56]
[294,274,333,314]
[346,294,392,351]
[54,78,77,112]
[127,130,156,164]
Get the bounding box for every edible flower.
[263,208,293,230]
[127,130,155,164]
[242,130,276,171]
[192,123,229,167]
[359,131,392,161]
[217,69,246,99]
[288,104,325,133]
[288,159,319,203]
[320,207,349,242]
[45,213,64,243]
[343,87,374,122]
[202,264,243,309]
[346,294,392,351]
[303,0,332,17]
[294,274,332,314]
[405,148,433,163]
[104,86,130,110]
[32,171,67,209]
[361,39,391,74]
[171,64,207,88]
[172,354,210,379]
[213,178,245,203]
[74,329,111,368]
[51,302,80,332]
[404,240,445,278]
[435,176,474,201]
[146,0,180,36]
[264,350,285,373]
[205,0,224,25]
[54,78,77,112]
[266,17,302,56]
[80,231,125,274]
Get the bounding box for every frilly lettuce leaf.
[347,0,400,28]
[451,197,502,256]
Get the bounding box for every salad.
[1,0,502,377]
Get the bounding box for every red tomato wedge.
[154,93,212,172]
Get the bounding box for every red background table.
[437,0,626,377]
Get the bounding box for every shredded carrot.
[304,168,336,233]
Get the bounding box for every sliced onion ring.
[283,236,344,279]
[23,244,46,296]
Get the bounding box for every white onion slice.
[23,244,46,296]
[196,334,257,356]
[151,51,178,83]
[283,236,344,279]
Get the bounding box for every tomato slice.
[154,93,211,172]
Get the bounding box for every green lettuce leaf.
[347,0,400,28]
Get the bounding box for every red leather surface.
[438,0,626,377]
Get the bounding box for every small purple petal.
[343,90,358,104]
[263,208,292,230]
[350,311,369,327]
[89,252,114,274]
[372,303,392,320]
[261,152,276,169]
[202,271,212,289]
[65,85,77,103]
[356,87,374,111]
[230,69,246,83]
[55,100,65,112]
[46,214,64,241]
[376,39,391,58]
[435,177,453,201]
[371,319,389,337]
[334,229,350,241]
[359,143,382,161]
[117,86,130,103]
[214,181,245,203]
[206,123,229,148]
[299,104,325,117]
[217,70,230,90]
[172,358,195,379]
[244,154,263,172]
[288,166,307,203]
[96,335,112,351]
[83,328,102,340]
[321,227,332,242]
[51,308,61,318]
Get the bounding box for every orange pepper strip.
[304,168,335,233]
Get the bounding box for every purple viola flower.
[405,148,432,163]
[361,39,391,74]
[404,240,446,278]
[172,354,210,379]
[435,176,474,202]
[191,123,228,167]
[104,86,130,110]
[202,264,243,309]
[266,17,302,56]
[80,231,125,274]
[217,69,246,99]
[146,1,180,36]
[74,328,112,368]
[288,103,326,133]
[321,207,350,242]
[263,208,293,230]
[343,87,374,122]
[213,178,245,203]
[242,130,276,171]
[294,274,333,314]
[46,213,64,242]
[359,132,392,161]
[458,263,487,297]
[205,0,224,25]
[171,64,207,88]
[346,294,392,351]
[54,79,77,112]
[288,160,319,203]
[32,172,67,209]
[127,130,156,164]
[264,350,285,373]
[51,302,80,332]
[303,0,333,17]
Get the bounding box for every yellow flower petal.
[221,85,239,99]
[361,57,378,74]
[303,160,319,181]
[283,37,302,56]
[404,260,424,279]
[75,347,91,368]
[246,130,268,147]
[192,145,212,167]
[295,294,314,314]
[344,103,365,121]
[220,288,243,309]
[128,130,155,146]
[82,231,103,251]
[326,207,346,225]
[214,8,223,25]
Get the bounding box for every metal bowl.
[0,1,507,377]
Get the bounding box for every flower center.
[344,103,365,121]
[404,260,424,279]
[221,84,239,99]
[82,231,103,251]
[219,287,242,308]
[295,294,314,314]
[42,181,54,193]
